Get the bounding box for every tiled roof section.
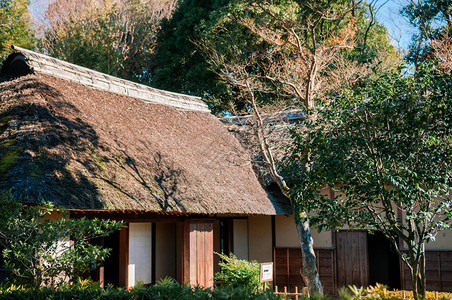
[221,110,303,190]
[221,109,305,125]
[12,46,210,113]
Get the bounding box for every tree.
[38,0,176,84]
[199,0,399,294]
[152,0,399,114]
[0,193,123,287]
[402,0,451,69]
[287,65,451,299]
[150,0,241,114]
[0,0,35,64]
[431,32,452,71]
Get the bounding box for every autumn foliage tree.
[38,0,177,84]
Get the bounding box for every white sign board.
[260,262,273,282]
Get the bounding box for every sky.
[375,0,416,50]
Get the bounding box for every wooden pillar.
[119,223,129,288]
[98,266,105,288]
[181,219,214,288]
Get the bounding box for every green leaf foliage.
[152,0,399,115]
[43,7,124,79]
[150,0,239,114]
[286,63,451,299]
[40,0,173,85]
[214,253,262,294]
[0,278,283,300]
[401,0,452,65]
[0,0,35,64]
[288,64,451,233]
[0,192,123,287]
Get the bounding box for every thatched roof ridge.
[10,46,209,113]
[0,51,291,215]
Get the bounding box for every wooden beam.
[98,266,105,288]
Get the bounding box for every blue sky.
[374,0,416,50]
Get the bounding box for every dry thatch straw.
[0,50,290,215]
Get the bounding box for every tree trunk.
[408,243,426,300]
[295,216,323,296]
[246,82,322,295]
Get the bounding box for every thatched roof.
[0,48,290,215]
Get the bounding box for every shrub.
[0,278,283,300]
[214,253,262,294]
[0,193,123,287]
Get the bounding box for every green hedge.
[0,279,283,300]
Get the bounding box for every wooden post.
[118,224,129,288]
[182,219,190,285]
[98,266,105,288]
[295,286,299,300]
[402,290,406,299]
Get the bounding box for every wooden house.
[0,46,292,289]
[1,47,451,294]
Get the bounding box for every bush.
[0,193,123,287]
[214,253,262,294]
[0,278,283,300]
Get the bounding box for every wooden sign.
[260,262,273,282]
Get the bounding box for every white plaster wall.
[275,215,333,248]
[129,223,152,286]
[233,219,248,260]
[425,230,452,250]
[54,237,71,258]
[248,216,272,262]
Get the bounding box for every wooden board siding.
[401,250,452,292]
[182,220,214,288]
[317,248,337,294]
[274,247,337,295]
[336,230,369,289]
